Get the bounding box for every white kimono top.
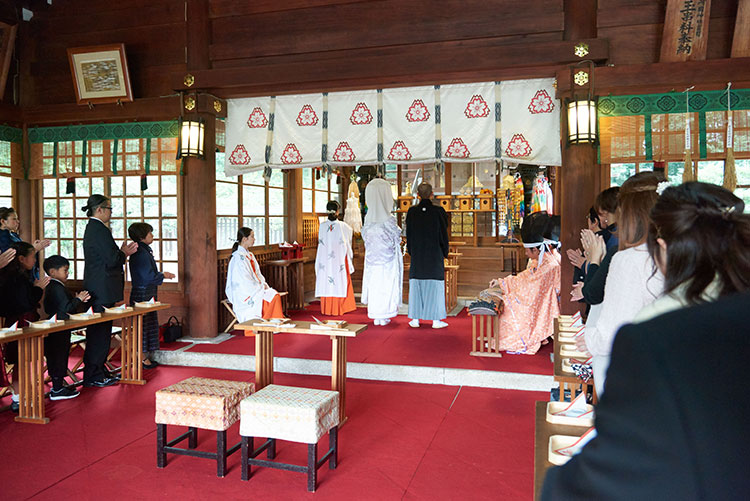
[361,218,403,318]
[225,247,278,322]
[315,220,354,298]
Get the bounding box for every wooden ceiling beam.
[172,38,608,96]
[732,0,750,57]
[555,57,750,97]
[21,93,225,126]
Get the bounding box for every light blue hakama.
[408,279,446,320]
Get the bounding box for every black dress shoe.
[83,377,118,388]
[142,360,158,369]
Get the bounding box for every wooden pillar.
[287,168,303,243]
[559,144,598,314]
[183,116,218,337]
[182,0,217,337]
[560,0,599,314]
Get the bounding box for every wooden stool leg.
[188,426,197,449]
[217,430,227,477]
[307,443,318,492]
[157,424,167,468]
[241,436,251,481]
[329,426,338,469]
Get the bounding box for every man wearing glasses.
[81,194,138,387]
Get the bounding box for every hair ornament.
[655,181,671,196]
[721,206,736,218]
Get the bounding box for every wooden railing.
[302,215,319,249]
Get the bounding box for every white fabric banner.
[439,82,496,163]
[270,93,324,168]
[382,86,436,164]
[327,90,379,166]
[224,97,272,176]
[500,78,561,166]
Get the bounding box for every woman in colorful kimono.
[225,227,283,323]
[488,211,561,354]
[315,200,356,316]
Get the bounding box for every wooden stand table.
[236,320,366,424]
[533,401,590,500]
[0,303,170,424]
[263,258,307,314]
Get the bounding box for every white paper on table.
[572,311,581,321]
[575,325,585,338]
[85,307,94,315]
[147,297,156,304]
[41,314,58,324]
[552,392,593,419]
[571,316,583,328]
[554,427,597,457]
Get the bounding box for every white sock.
[11,393,19,402]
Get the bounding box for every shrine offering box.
[478,194,494,211]
[436,195,452,211]
[457,195,473,211]
[398,195,414,211]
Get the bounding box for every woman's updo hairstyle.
[616,171,663,251]
[232,227,253,252]
[648,181,750,304]
[326,200,341,221]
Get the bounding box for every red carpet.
[0,365,543,500]
[187,303,553,375]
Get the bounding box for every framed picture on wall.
[67,43,133,105]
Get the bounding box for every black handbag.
[160,316,183,343]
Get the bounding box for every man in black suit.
[81,194,137,387]
[405,182,450,329]
[541,292,750,500]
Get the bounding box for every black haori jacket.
[82,218,126,306]
[405,198,449,280]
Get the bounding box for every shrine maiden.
[488,211,561,354]
[225,227,283,322]
[315,200,356,315]
[361,178,403,325]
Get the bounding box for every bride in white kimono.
[315,200,356,316]
[361,178,403,325]
[225,227,283,322]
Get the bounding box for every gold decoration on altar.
[184,74,195,87]
[574,71,589,86]
[574,43,589,58]
[213,100,222,113]
[184,96,196,111]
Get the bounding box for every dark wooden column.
[183,116,217,337]
[287,168,303,243]
[559,0,600,314]
[183,0,217,337]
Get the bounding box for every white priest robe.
[361,219,403,319]
[225,246,279,322]
[315,219,354,298]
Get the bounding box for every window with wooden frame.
[0,140,13,207]
[301,168,341,215]
[215,162,288,250]
[39,138,181,282]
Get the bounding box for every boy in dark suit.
[43,255,90,400]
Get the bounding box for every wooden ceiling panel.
[210,0,564,60]
[209,0,375,17]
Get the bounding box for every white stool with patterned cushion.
[239,384,340,492]
[155,377,255,477]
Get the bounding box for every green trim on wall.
[698,112,707,159]
[598,89,750,118]
[28,120,179,144]
[0,125,22,143]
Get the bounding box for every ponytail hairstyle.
[617,171,663,251]
[326,200,341,221]
[81,194,110,217]
[648,181,750,304]
[6,241,35,276]
[232,227,253,252]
